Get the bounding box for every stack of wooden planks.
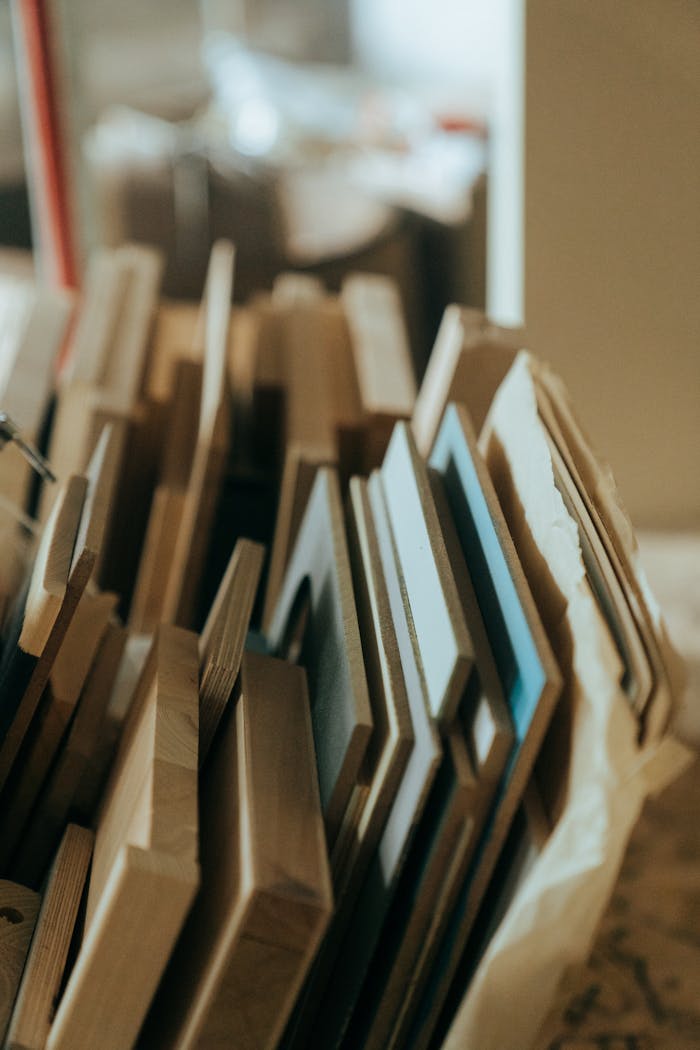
[0,247,685,1050]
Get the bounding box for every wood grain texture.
[199,537,265,764]
[403,402,562,1050]
[267,467,373,848]
[15,624,127,887]
[380,421,474,722]
[5,825,93,1050]
[304,471,442,1050]
[162,241,235,629]
[411,305,523,456]
[0,882,40,1044]
[47,625,200,1050]
[144,651,332,1050]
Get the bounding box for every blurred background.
[1,0,698,534]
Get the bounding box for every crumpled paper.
[443,352,692,1050]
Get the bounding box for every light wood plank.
[162,241,235,628]
[199,537,265,764]
[143,651,332,1050]
[15,624,126,886]
[5,825,93,1050]
[47,625,199,1050]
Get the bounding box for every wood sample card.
[47,626,200,1050]
[403,403,562,1050]
[267,468,373,848]
[144,651,332,1050]
[0,881,40,1042]
[411,305,522,456]
[304,471,442,1050]
[6,825,94,1050]
[198,536,265,763]
[380,421,473,722]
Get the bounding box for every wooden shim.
[342,272,416,419]
[6,825,93,1050]
[304,470,442,1050]
[0,881,40,1043]
[411,305,523,456]
[0,590,115,874]
[143,651,332,1050]
[267,467,373,848]
[162,241,234,628]
[380,421,474,722]
[199,537,265,765]
[15,624,127,887]
[404,403,562,1050]
[146,299,202,402]
[47,625,199,1050]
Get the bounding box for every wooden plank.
[146,298,202,402]
[261,443,331,634]
[5,825,93,1050]
[342,272,416,419]
[142,651,332,1050]
[267,467,373,849]
[303,470,442,1050]
[403,402,562,1050]
[0,473,86,796]
[0,881,40,1043]
[47,625,200,1050]
[199,537,265,764]
[15,624,126,887]
[129,358,202,633]
[411,305,523,456]
[162,241,235,628]
[66,249,130,386]
[380,421,474,722]
[0,590,115,875]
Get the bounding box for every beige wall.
[525,0,700,529]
